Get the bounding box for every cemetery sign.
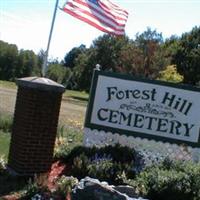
[85,70,200,147]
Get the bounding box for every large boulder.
[71,177,148,200]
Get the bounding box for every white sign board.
[85,71,200,148]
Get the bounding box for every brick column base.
[8,77,65,175]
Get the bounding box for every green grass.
[63,89,89,106]
[54,125,83,160]
[0,132,10,160]
[64,89,89,100]
[0,80,17,89]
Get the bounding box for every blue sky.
[1,0,200,60]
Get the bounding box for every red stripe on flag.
[74,0,127,24]
[62,0,128,35]
[66,1,125,30]
[98,0,128,19]
[63,7,125,35]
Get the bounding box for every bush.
[157,65,183,83]
[125,158,200,200]
[55,175,78,198]
[61,144,143,184]
[21,175,78,200]
[20,174,50,200]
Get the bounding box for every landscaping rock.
[114,185,138,198]
[72,177,148,200]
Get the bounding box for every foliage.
[162,35,180,64]
[125,158,200,200]
[172,26,200,85]
[0,40,41,80]
[0,26,200,90]
[17,49,40,77]
[135,27,167,78]
[157,65,183,83]
[64,44,86,69]
[55,175,78,197]
[87,159,134,184]
[0,40,18,80]
[54,126,83,160]
[20,174,50,200]
[46,62,72,86]
[61,144,142,184]
[71,28,169,91]
[72,47,95,91]
[0,113,13,132]
[21,174,78,199]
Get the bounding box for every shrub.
[21,175,78,199]
[157,65,183,83]
[125,159,200,200]
[63,144,137,164]
[20,174,50,200]
[87,159,134,184]
[62,144,143,184]
[55,175,78,198]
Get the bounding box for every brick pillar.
[8,77,65,175]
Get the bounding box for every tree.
[172,26,200,85]
[17,49,39,77]
[91,34,133,72]
[46,63,71,86]
[71,32,167,91]
[72,48,95,91]
[64,44,86,69]
[135,27,166,78]
[37,49,46,76]
[71,35,137,91]
[0,40,18,80]
[162,35,180,64]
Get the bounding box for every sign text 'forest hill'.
[97,87,194,138]
[106,87,192,116]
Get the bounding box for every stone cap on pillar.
[16,77,65,93]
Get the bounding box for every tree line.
[0,26,199,91]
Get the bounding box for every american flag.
[62,0,128,35]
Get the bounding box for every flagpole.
[42,0,59,77]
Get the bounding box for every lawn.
[0,80,17,89]
[0,132,10,159]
